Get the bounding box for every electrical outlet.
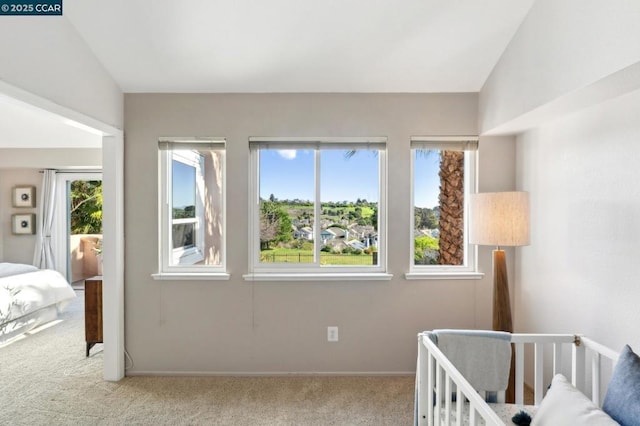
[327,326,339,342]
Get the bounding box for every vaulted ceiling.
[64,0,534,93]
[1,1,535,148]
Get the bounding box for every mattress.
[0,264,76,340]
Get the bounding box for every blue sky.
[259,149,441,208]
[413,152,441,208]
[172,160,196,209]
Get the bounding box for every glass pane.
[169,148,224,267]
[413,149,465,266]
[172,222,195,249]
[172,159,196,219]
[258,149,314,264]
[320,149,379,266]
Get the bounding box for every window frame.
[407,136,481,279]
[246,137,389,279]
[156,137,228,278]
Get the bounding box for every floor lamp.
[470,191,530,402]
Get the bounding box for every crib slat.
[592,352,601,405]
[427,351,434,426]
[435,361,442,426]
[553,343,563,376]
[444,374,451,426]
[515,342,524,405]
[573,342,586,393]
[456,387,462,426]
[534,343,544,405]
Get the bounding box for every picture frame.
[13,186,36,208]
[12,214,36,235]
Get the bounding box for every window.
[408,137,478,278]
[156,138,227,278]
[247,137,388,279]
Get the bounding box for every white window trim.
[247,136,389,279]
[156,137,227,278]
[408,136,479,277]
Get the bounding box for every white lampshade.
[470,191,530,247]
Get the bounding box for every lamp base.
[492,249,513,333]
[493,249,515,403]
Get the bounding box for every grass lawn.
[260,247,374,265]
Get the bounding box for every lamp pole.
[492,248,512,333]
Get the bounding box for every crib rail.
[418,333,504,426]
[510,333,576,405]
[416,332,620,426]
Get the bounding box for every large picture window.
[247,137,388,279]
[409,137,478,276]
[156,138,226,277]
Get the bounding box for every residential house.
[293,226,314,240]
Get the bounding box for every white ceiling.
[0,95,102,149]
[64,0,535,93]
[0,1,534,150]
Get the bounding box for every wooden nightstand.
[84,276,103,357]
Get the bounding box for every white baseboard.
[126,370,415,377]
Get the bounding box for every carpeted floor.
[0,291,415,425]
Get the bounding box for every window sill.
[404,272,485,280]
[152,272,231,281]
[242,272,393,282]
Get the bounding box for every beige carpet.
[0,291,415,425]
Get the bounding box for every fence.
[260,252,377,265]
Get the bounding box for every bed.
[415,330,639,425]
[0,262,76,345]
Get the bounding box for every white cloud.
[277,149,297,160]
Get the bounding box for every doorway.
[1,79,125,380]
[69,176,103,287]
[53,172,103,284]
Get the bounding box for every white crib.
[415,332,620,425]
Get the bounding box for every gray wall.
[0,149,102,264]
[0,169,41,263]
[124,93,515,374]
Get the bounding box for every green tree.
[414,235,439,259]
[70,180,102,234]
[260,201,293,249]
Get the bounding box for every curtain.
[33,169,57,269]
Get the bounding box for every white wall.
[515,87,640,353]
[480,0,640,135]
[0,148,101,169]
[0,17,123,129]
[123,93,515,374]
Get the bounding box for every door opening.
[53,172,102,284]
[68,178,103,286]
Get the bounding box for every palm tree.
[437,151,464,265]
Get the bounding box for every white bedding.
[0,262,38,279]
[0,263,76,340]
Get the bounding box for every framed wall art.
[13,186,36,208]
[12,214,36,235]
